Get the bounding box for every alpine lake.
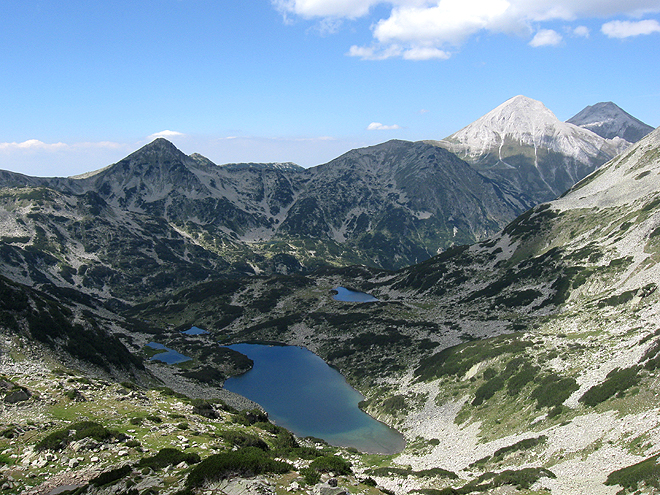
[160,288,405,454]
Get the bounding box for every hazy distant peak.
[567,101,654,143]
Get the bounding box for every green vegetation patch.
[641,338,660,371]
[463,467,555,493]
[308,454,352,475]
[89,465,133,487]
[232,408,269,425]
[137,448,201,471]
[415,334,533,382]
[506,363,540,396]
[297,456,352,486]
[598,289,638,308]
[605,453,660,494]
[368,466,457,480]
[579,366,642,407]
[489,437,547,463]
[435,467,555,494]
[381,395,407,415]
[185,447,291,488]
[470,436,547,468]
[502,204,558,240]
[300,467,322,485]
[35,421,124,451]
[472,376,505,406]
[190,398,220,419]
[493,289,542,308]
[219,430,269,451]
[531,374,579,409]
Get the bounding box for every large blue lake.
[223,343,405,454]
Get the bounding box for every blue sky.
[1,0,659,176]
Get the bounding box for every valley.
[1,97,659,495]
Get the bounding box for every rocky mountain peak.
[444,95,586,155]
[491,94,555,121]
[567,101,654,143]
[135,137,186,156]
[107,138,191,177]
[436,95,631,204]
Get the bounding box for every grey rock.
[3,388,31,404]
[313,483,347,495]
[215,478,275,495]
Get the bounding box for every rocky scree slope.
[130,128,660,495]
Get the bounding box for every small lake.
[333,286,378,303]
[223,343,405,454]
[181,326,209,335]
[146,342,192,364]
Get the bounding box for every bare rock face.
[0,137,528,300]
[0,97,650,299]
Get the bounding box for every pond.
[223,343,405,454]
[333,287,378,303]
[181,326,209,335]
[146,342,192,364]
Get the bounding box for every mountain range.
[0,96,658,495]
[0,96,652,303]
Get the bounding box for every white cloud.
[347,44,403,60]
[601,19,660,38]
[573,25,590,37]
[529,28,563,46]
[367,122,402,130]
[272,0,381,19]
[0,139,123,152]
[373,0,512,46]
[0,140,129,177]
[148,130,185,140]
[0,139,67,151]
[277,0,660,60]
[403,46,452,60]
